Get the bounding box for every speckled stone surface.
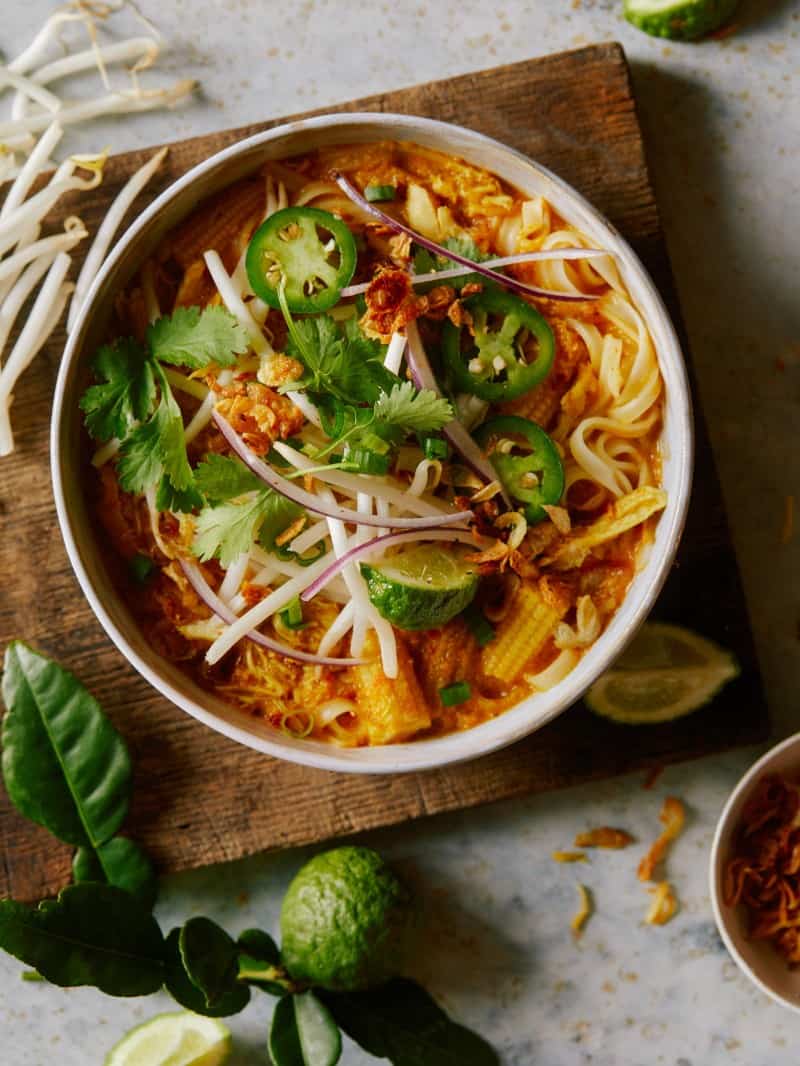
[2,1,799,1063]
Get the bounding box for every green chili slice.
[442,286,555,401]
[245,206,357,313]
[474,415,564,524]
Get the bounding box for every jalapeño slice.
[246,206,357,313]
[442,286,554,402]
[474,415,564,524]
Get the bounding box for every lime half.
[360,544,478,631]
[585,623,739,725]
[105,1013,231,1066]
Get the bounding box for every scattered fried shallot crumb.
[543,504,571,535]
[781,495,794,545]
[571,884,593,937]
[645,881,678,925]
[642,765,664,790]
[575,827,634,850]
[638,797,685,882]
[552,851,587,863]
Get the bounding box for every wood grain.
[0,43,769,903]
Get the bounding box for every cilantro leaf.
[413,235,487,288]
[258,493,304,554]
[147,306,249,370]
[116,365,195,498]
[373,382,453,434]
[193,488,303,567]
[443,234,487,263]
[116,406,169,494]
[193,495,269,568]
[156,475,203,514]
[79,339,155,441]
[194,454,263,503]
[284,313,394,405]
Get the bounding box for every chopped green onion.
[462,605,495,648]
[439,681,471,707]
[128,554,154,584]
[365,184,396,202]
[347,447,390,475]
[421,435,449,461]
[280,596,307,630]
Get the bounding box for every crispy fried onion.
[638,797,686,882]
[571,884,593,937]
[360,267,460,339]
[645,881,678,926]
[574,827,634,850]
[723,775,800,963]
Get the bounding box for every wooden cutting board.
[0,43,769,902]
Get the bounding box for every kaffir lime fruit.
[280,846,413,991]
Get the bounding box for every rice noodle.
[68,146,168,332]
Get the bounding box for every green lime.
[623,0,738,40]
[280,846,413,991]
[360,544,478,631]
[585,622,739,724]
[104,1013,230,1066]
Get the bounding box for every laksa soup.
[80,140,666,747]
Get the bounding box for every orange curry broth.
[85,140,662,746]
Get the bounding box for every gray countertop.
[2,1,799,1063]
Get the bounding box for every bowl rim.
[51,110,694,774]
[709,733,800,1014]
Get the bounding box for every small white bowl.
[51,112,693,774]
[710,734,800,1012]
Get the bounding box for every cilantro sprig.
[80,306,249,511]
[192,454,310,568]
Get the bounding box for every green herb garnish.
[0,643,499,1065]
[79,306,249,510]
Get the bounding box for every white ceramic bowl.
[710,735,800,1012]
[52,113,693,774]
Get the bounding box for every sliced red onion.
[405,322,511,506]
[340,249,607,298]
[301,528,481,603]
[179,558,368,666]
[213,411,470,530]
[332,171,595,303]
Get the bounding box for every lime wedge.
[360,544,478,631]
[105,1013,231,1066]
[623,0,738,40]
[585,623,739,724]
